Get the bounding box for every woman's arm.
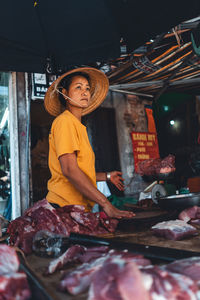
[59,153,134,218]
[96,172,107,181]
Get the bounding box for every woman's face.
[64,75,91,108]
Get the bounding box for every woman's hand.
[110,171,125,191]
[103,201,135,219]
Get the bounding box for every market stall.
[1,198,200,299]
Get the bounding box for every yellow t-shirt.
[46,110,96,210]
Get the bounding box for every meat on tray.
[7,199,119,255]
[151,219,198,240]
[141,265,198,300]
[59,250,151,295]
[58,247,200,299]
[165,257,200,286]
[0,244,31,300]
[179,206,200,224]
[46,244,86,274]
[46,244,148,275]
[137,154,175,176]
[89,259,150,300]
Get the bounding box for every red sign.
[131,132,160,173]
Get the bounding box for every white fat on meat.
[0,272,27,291]
[151,219,198,240]
[0,244,19,275]
[152,219,195,231]
[46,245,86,274]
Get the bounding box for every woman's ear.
[62,88,67,96]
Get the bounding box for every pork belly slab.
[151,219,198,240]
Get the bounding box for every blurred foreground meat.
[57,247,200,299]
[165,257,200,286]
[0,244,19,274]
[46,245,86,274]
[89,259,150,300]
[151,219,198,240]
[0,244,31,300]
[59,250,151,295]
[46,245,111,275]
[7,199,119,254]
[142,265,198,299]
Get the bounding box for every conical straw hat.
[44,67,109,116]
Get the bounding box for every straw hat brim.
[44,67,109,116]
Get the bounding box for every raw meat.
[137,154,175,176]
[137,158,161,176]
[59,250,151,295]
[56,206,83,234]
[159,154,176,173]
[88,258,150,300]
[117,260,150,300]
[179,206,200,224]
[77,246,109,263]
[151,219,198,240]
[24,200,68,235]
[8,199,69,254]
[46,245,110,274]
[8,199,119,254]
[0,244,19,275]
[141,265,198,299]
[59,257,106,295]
[70,212,99,231]
[99,216,119,233]
[0,272,31,300]
[88,259,123,300]
[0,245,31,299]
[46,245,86,274]
[165,257,200,285]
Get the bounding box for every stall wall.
[101,91,151,197]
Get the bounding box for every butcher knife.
[32,231,200,262]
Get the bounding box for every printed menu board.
[131,131,160,173]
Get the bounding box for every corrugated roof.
[106,18,200,98]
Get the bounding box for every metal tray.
[157,192,200,210]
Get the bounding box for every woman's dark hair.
[58,72,91,107]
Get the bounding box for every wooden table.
[20,207,200,300]
[22,223,200,300]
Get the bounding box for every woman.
[44,67,134,219]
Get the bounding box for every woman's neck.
[66,107,82,122]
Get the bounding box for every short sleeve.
[52,116,80,158]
